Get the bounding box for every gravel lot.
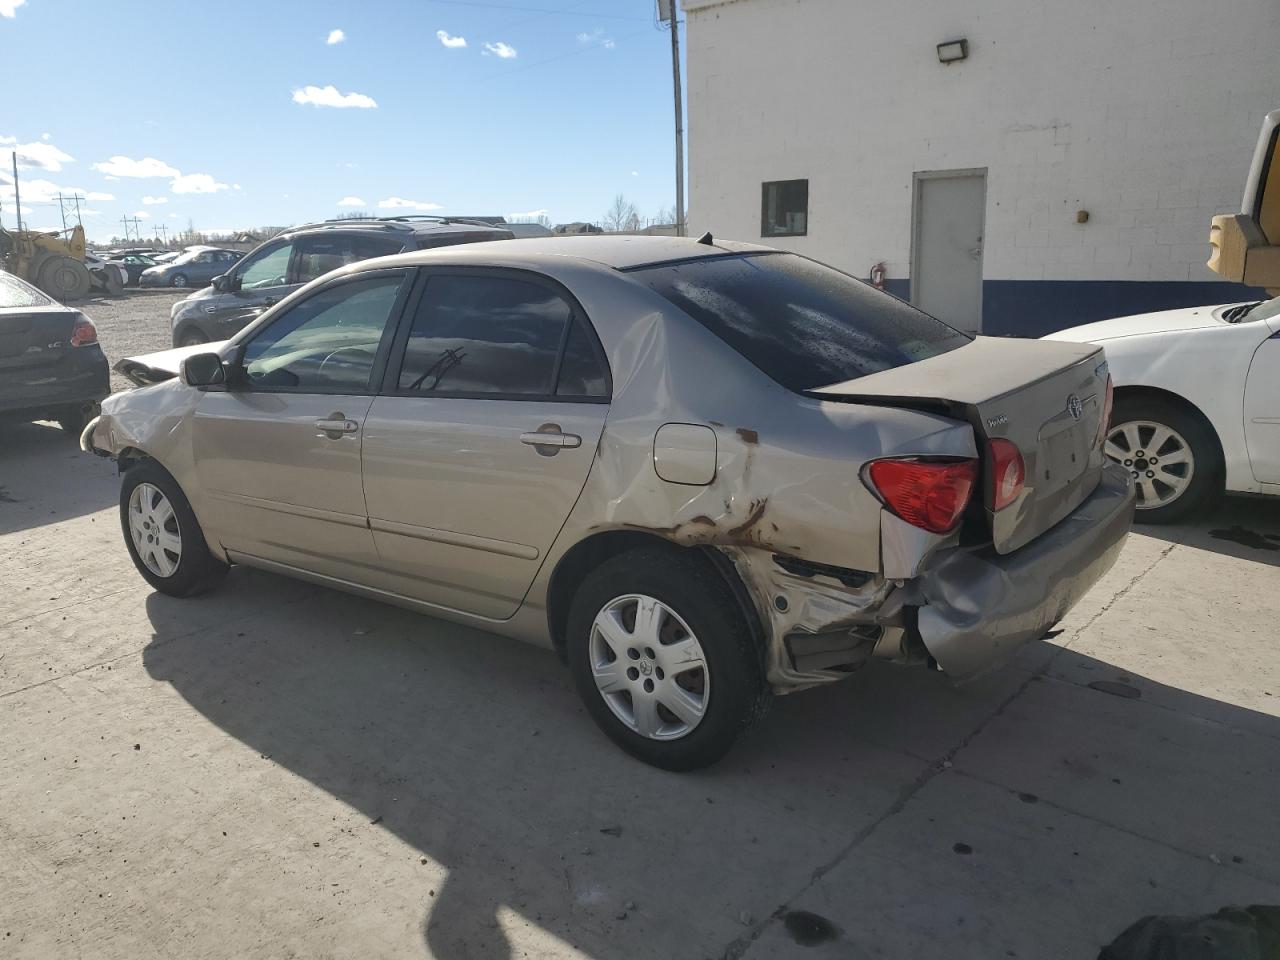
[81,289,188,393]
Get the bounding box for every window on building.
[761,179,808,237]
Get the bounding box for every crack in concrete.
[717,541,1180,960]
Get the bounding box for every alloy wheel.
[128,482,183,577]
[589,594,710,741]
[1105,419,1194,509]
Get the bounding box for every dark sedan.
[0,270,109,434]
[108,252,161,286]
[139,248,242,289]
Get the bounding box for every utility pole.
[119,215,142,242]
[12,151,23,232]
[56,193,85,231]
[658,0,685,237]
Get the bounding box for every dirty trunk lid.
[0,305,81,373]
[812,336,1109,554]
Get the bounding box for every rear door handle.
[315,417,359,436]
[520,431,581,449]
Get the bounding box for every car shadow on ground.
[1137,494,1280,568]
[141,569,1280,960]
[0,420,117,536]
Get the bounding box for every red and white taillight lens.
[70,316,98,347]
[866,458,978,534]
[989,438,1026,511]
[1096,374,1114,447]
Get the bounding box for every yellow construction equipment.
[0,224,94,301]
[1208,109,1280,295]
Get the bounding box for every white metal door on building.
[911,170,986,334]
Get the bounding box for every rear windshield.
[0,271,52,308]
[632,253,971,392]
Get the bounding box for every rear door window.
[632,253,971,392]
[394,273,609,399]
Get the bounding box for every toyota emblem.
[1066,395,1083,421]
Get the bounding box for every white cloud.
[132,210,152,220]
[0,0,27,18]
[171,172,229,194]
[338,161,358,169]
[377,196,442,212]
[630,170,638,176]
[437,29,466,48]
[40,132,50,140]
[82,190,114,201]
[141,195,168,205]
[0,135,14,144]
[577,28,614,48]
[11,140,75,172]
[483,41,517,59]
[337,196,366,207]
[509,208,548,219]
[326,28,345,45]
[292,84,377,109]
[232,183,242,190]
[92,155,180,178]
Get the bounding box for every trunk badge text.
[986,414,1008,430]
[1067,395,1084,421]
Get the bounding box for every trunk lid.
[0,305,82,373]
[812,336,1110,554]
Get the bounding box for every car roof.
[279,217,514,242]
[348,234,772,272]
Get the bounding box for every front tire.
[1105,395,1221,524]
[38,255,92,301]
[566,548,769,770]
[120,460,228,597]
[176,327,210,348]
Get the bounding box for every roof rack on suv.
[317,215,507,230]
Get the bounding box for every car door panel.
[191,271,410,582]
[1244,329,1280,483]
[359,269,613,619]
[362,399,606,618]
[194,392,380,579]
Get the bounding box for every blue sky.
[1,0,684,241]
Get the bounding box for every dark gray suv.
[169,217,513,347]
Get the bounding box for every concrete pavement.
[2,419,1278,959]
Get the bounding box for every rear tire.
[170,273,188,288]
[566,547,769,770]
[1106,395,1221,524]
[38,256,92,302]
[120,460,228,597]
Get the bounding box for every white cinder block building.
[682,0,1280,335]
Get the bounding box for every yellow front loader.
[0,223,94,301]
[1208,109,1280,296]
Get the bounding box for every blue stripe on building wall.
[880,279,1269,338]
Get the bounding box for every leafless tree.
[603,193,639,232]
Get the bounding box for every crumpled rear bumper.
[915,462,1135,681]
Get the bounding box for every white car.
[1047,297,1280,521]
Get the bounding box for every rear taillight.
[1096,374,1114,446]
[989,439,1026,511]
[866,458,978,534]
[70,317,97,347]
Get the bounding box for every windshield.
[0,271,53,308]
[632,252,972,392]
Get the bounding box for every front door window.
[238,242,294,291]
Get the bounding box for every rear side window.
[395,274,609,398]
[0,272,52,308]
[632,253,971,392]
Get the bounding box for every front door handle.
[315,416,359,437]
[520,428,581,449]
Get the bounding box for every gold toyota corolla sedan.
[84,235,1134,769]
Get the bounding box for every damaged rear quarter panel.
[534,271,978,689]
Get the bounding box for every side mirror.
[180,352,226,388]
[211,274,236,293]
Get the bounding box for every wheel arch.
[544,530,767,665]
[1111,384,1226,487]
